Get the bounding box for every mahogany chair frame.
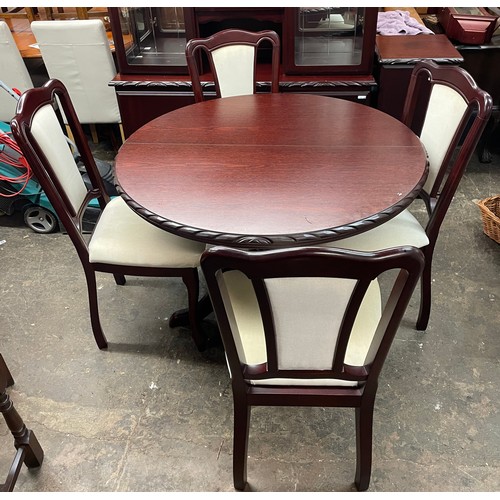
[185,28,280,103]
[201,245,424,491]
[400,60,492,330]
[11,79,205,351]
[0,353,44,492]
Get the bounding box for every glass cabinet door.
[110,7,194,74]
[283,7,377,75]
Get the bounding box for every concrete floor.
[0,134,499,492]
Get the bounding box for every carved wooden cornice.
[110,80,377,90]
[379,57,464,65]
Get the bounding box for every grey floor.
[0,133,499,492]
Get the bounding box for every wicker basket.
[478,195,500,244]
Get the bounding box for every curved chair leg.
[113,273,126,286]
[416,248,432,331]
[233,392,250,491]
[354,400,374,491]
[182,269,205,351]
[84,267,108,349]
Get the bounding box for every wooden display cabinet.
[108,6,378,138]
[283,7,378,75]
[109,7,194,75]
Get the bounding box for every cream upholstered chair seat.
[89,196,203,268]
[321,209,430,253]
[221,270,382,387]
[0,21,33,122]
[11,79,206,351]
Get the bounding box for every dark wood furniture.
[375,34,464,120]
[0,7,36,24]
[200,244,424,491]
[326,61,493,331]
[11,79,207,351]
[113,91,428,342]
[455,34,500,162]
[1,353,44,492]
[108,7,379,138]
[114,93,428,249]
[437,7,498,45]
[282,7,377,75]
[186,28,280,102]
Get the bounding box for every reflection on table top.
[115,93,428,249]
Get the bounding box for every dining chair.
[0,20,34,122]
[11,79,207,351]
[185,28,280,103]
[1,353,44,492]
[321,60,493,331]
[0,7,37,24]
[30,19,125,145]
[201,244,424,491]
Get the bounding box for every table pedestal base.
[169,295,222,349]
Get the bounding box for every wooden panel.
[116,90,195,138]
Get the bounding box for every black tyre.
[23,205,59,234]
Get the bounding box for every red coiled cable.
[0,129,32,197]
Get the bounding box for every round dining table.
[114,93,428,250]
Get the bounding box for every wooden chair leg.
[416,251,432,331]
[182,269,204,351]
[113,273,126,286]
[76,7,90,20]
[64,125,78,155]
[89,124,99,144]
[119,123,126,144]
[43,7,54,20]
[84,267,108,349]
[354,401,374,491]
[25,7,36,23]
[233,392,251,491]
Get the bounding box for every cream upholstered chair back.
[186,28,280,103]
[218,270,382,386]
[30,103,87,215]
[419,83,468,193]
[0,21,33,122]
[202,245,423,389]
[31,20,120,125]
[401,61,491,203]
[211,44,255,98]
[201,244,424,492]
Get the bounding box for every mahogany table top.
[115,93,428,248]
